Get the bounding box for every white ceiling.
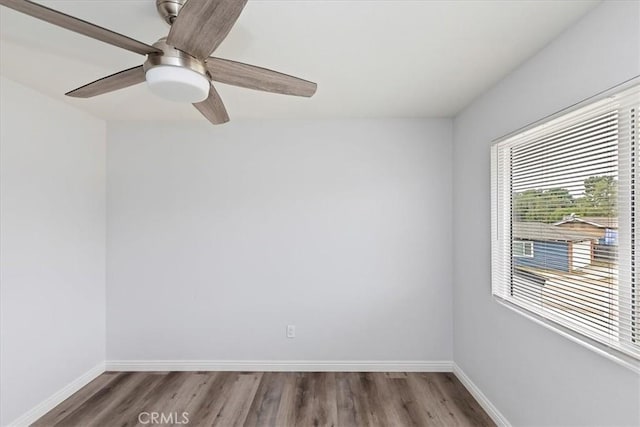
[0,0,599,121]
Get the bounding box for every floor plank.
[431,373,495,427]
[33,371,495,427]
[32,372,122,427]
[388,377,432,426]
[336,372,369,427]
[244,372,287,426]
[212,372,262,426]
[273,372,299,427]
[50,372,146,426]
[89,371,170,427]
[359,373,391,427]
[183,372,238,426]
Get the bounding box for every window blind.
[491,84,640,361]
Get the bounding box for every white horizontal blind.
[491,84,640,360]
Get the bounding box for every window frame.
[490,78,640,373]
[512,240,534,258]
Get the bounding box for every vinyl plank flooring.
[89,371,169,427]
[53,372,150,426]
[182,372,238,426]
[336,372,370,427]
[244,372,287,426]
[371,372,404,426]
[359,373,391,427]
[387,377,432,426]
[273,372,299,427]
[32,372,122,427]
[164,373,221,415]
[430,373,495,427]
[34,372,495,427]
[292,372,312,426]
[290,371,338,426]
[305,372,337,427]
[406,372,451,425]
[421,372,468,426]
[211,372,262,427]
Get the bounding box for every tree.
[513,187,574,222]
[577,175,617,216]
[512,176,617,222]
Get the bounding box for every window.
[491,83,640,363]
[512,241,534,258]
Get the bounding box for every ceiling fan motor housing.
[156,0,188,25]
[143,38,210,103]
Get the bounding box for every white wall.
[0,77,106,425]
[452,2,640,426]
[106,119,452,362]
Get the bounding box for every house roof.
[553,215,618,229]
[513,222,596,243]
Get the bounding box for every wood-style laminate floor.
[34,372,495,427]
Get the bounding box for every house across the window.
[511,220,616,272]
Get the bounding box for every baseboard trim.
[106,359,453,372]
[8,362,105,427]
[453,363,511,427]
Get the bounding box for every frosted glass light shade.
[145,66,209,103]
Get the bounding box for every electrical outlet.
[287,325,295,338]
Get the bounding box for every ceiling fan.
[0,0,318,125]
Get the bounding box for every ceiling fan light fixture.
[145,65,210,103]
[1,0,315,125]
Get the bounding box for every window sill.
[493,296,640,375]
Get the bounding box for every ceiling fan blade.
[166,0,247,60]
[0,0,160,56]
[66,66,145,98]
[193,83,229,125]
[206,57,317,97]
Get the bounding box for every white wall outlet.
[286,325,295,338]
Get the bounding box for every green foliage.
[513,188,575,222]
[579,175,617,216]
[513,176,617,223]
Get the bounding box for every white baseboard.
[453,363,511,427]
[106,359,453,372]
[8,362,105,427]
